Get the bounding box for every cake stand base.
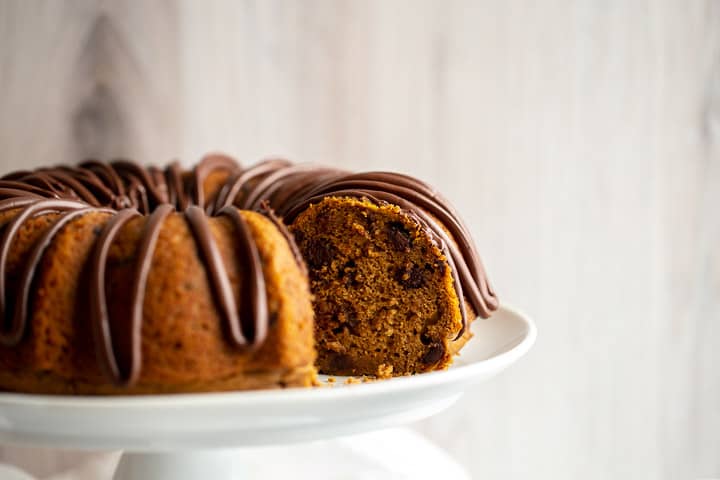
[114,450,243,480]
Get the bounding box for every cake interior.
[290,196,467,377]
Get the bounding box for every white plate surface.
[0,305,535,451]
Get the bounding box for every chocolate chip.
[395,264,426,289]
[292,229,305,244]
[303,238,337,269]
[421,343,445,365]
[337,260,356,279]
[338,260,361,286]
[387,221,412,251]
[363,212,378,231]
[334,304,360,334]
[92,225,103,236]
[345,311,360,332]
[420,333,433,345]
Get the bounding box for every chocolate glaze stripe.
[213,159,293,214]
[240,164,341,211]
[58,166,118,206]
[79,161,128,200]
[0,181,59,199]
[120,204,174,385]
[192,154,242,209]
[218,206,268,346]
[12,208,115,347]
[78,161,134,210]
[89,208,142,384]
[126,179,150,214]
[259,201,307,276]
[148,166,170,204]
[259,168,346,210]
[0,197,49,213]
[0,199,90,346]
[111,161,167,212]
[0,170,32,181]
[164,161,187,211]
[185,205,249,346]
[15,172,69,199]
[40,170,101,206]
[35,170,89,201]
[0,188,46,200]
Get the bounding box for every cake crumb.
[376,363,393,378]
[325,341,346,353]
[344,376,363,385]
[327,376,336,383]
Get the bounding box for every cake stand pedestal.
[0,306,535,480]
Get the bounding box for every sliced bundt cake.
[0,155,498,393]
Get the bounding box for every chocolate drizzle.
[0,199,94,346]
[258,201,307,275]
[279,175,499,332]
[217,206,268,347]
[221,161,499,335]
[0,155,497,386]
[89,208,141,383]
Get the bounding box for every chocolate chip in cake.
[335,304,360,334]
[291,229,305,244]
[338,260,362,287]
[304,238,337,269]
[395,263,426,289]
[421,343,445,365]
[362,212,379,231]
[387,221,412,251]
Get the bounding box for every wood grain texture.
[0,1,718,478]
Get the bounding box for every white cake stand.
[0,306,535,480]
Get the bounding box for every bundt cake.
[0,155,498,395]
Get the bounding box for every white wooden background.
[0,1,718,478]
